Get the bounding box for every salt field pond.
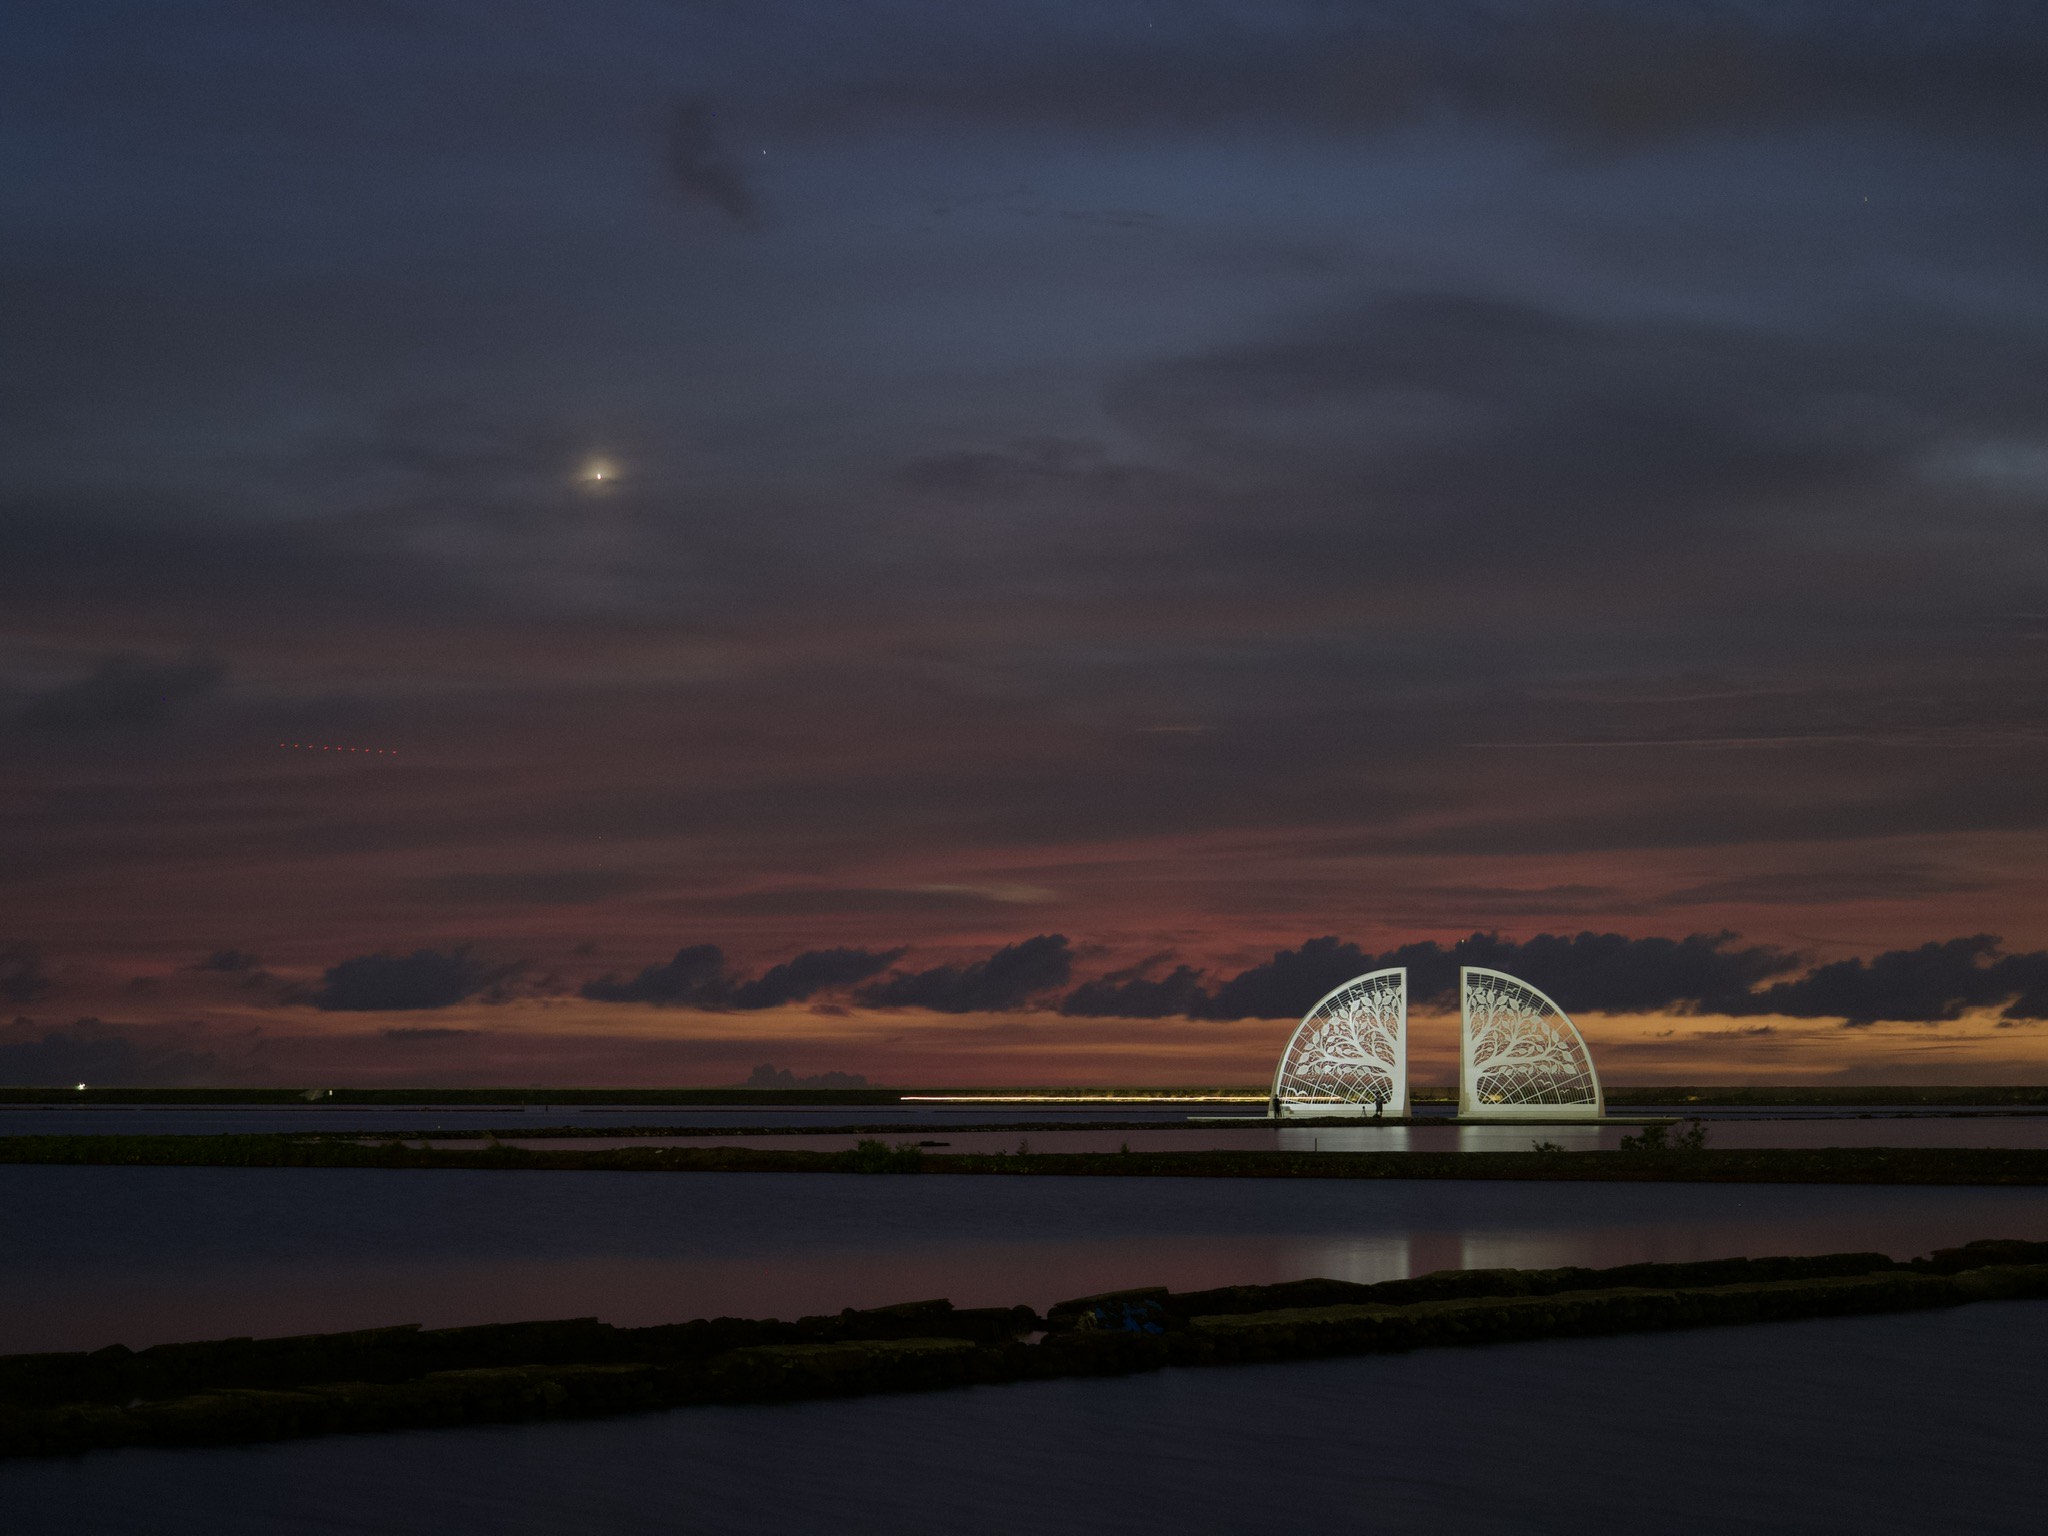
[5,1155,2048,1534]
[4,1165,2047,1353]
[4,1301,2044,1535]
[8,1116,2048,1534]
[13,1102,2048,1151]
[438,1117,2048,1154]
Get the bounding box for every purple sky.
[5,3,2048,1084]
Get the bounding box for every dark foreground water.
[4,1166,2047,1353]
[4,1302,2044,1536]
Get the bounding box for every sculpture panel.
[1271,968,1407,1117]
[1458,967,1603,1119]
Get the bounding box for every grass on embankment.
[6,1133,2048,1184]
[4,1240,2045,1459]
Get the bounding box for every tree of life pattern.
[1461,970,1600,1110]
[1273,970,1406,1110]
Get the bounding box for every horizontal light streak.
[901,1093,1268,1103]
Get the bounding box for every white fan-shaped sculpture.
[1459,967,1603,1119]
[1270,968,1407,1118]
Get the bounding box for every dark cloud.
[312,947,514,1012]
[382,1026,479,1042]
[2001,960,2048,1022]
[580,944,903,1009]
[16,652,225,732]
[0,945,53,1006]
[0,1019,217,1087]
[581,944,730,1006]
[573,928,2048,1024]
[1083,930,1799,1021]
[1400,931,1799,1015]
[665,99,756,225]
[1060,962,1208,1019]
[858,935,1074,1013]
[731,946,905,1009]
[1197,937,1374,1022]
[1727,936,2048,1025]
[1049,929,2048,1025]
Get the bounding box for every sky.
[4,2,2048,1086]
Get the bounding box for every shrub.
[1619,1120,1708,1154]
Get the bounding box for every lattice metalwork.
[1271,968,1407,1116]
[1459,967,1602,1119]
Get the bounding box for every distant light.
[76,1082,87,1091]
[578,456,618,486]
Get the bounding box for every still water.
[443,1117,2048,1153]
[11,1102,2048,1147]
[2,1165,2044,1353]
[3,1302,2043,1535]
[12,1105,2048,1155]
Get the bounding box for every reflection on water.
[1279,1123,1600,1152]
[433,1117,2048,1153]
[2,1166,2045,1354]
[12,1103,2048,1149]
[1280,1119,2048,1151]
[5,1303,2044,1536]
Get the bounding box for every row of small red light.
[279,742,400,755]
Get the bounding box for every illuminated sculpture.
[1267,964,1605,1120]
[1457,967,1603,1119]
[1269,968,1407,1118]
